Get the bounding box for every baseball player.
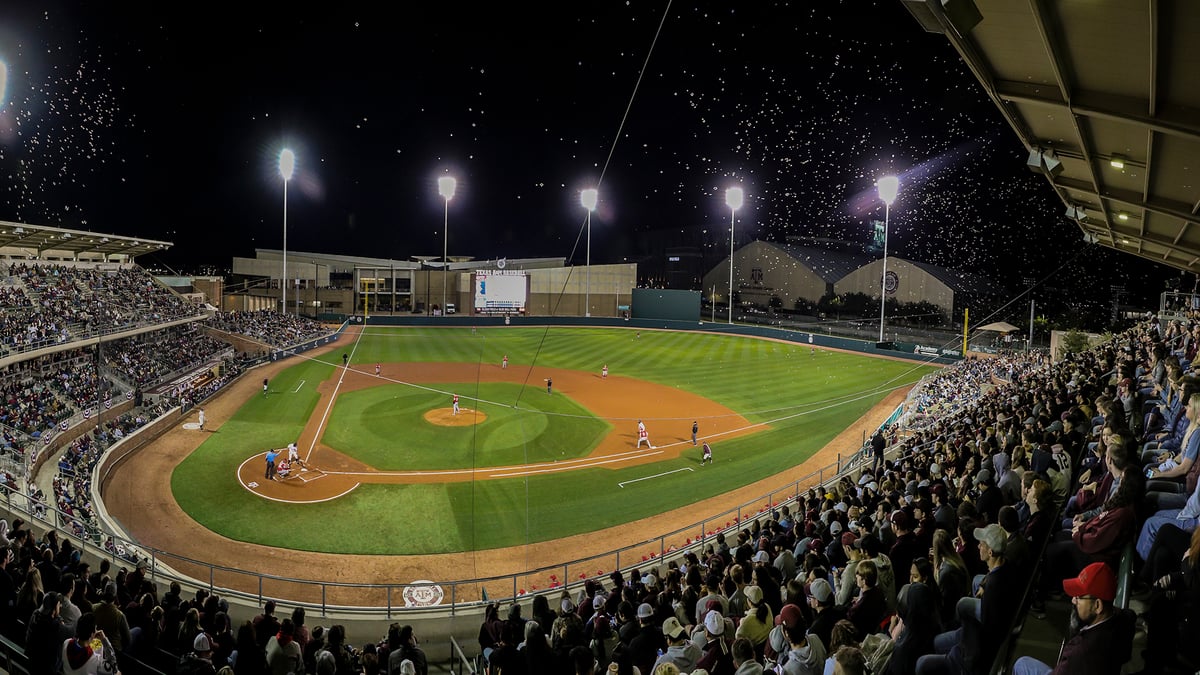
[701,441,713,465]
[197,407,206,431]
[262,378,269,396]
[691,420,698,446]
[637,420,652,448]
[502,355,508,369]
[287,442,300,466]
[601,364,608,379]
[375,363,381,376]
[546,377,553,394]
[452,393,460,415]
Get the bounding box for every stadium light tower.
[876,175,900,342]
[438,176,457,316]
[581,188,598,317]
[725,187,744,324]
[279,149,296,315]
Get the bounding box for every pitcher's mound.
[424,407,487,427]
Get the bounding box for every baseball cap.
[744,585,764,606]
[1063,562,1117,602]
[561,597,576,613]
[641,573,658,588]
[704,610,725,635]
[662,616,686,639]
[775,603,803,627]
[830,520,844,534]
[753,550,770,564]
[889,510,909,529]
[841,531,858,548]
[194,633,212,652]
[636,602,654,620]
[592,594,607,610]
[807,578,833,604]
[973,524,1007,554]
[974,469,992,485]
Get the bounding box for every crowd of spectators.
[5,316,1200,675]
[0,262,201,356]
[102,325,232,389]
[461,318,1199,675]
[208,310,333,349]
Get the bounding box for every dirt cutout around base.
[103,325,917,598]
[423,407,488,426]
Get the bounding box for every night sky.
[0,1,1180,321]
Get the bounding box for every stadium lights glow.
[0,60,7,107]
[726,187,744,324]
[279,149,296,315]
[877,176,900,343]
[1110,154,1127,169]
[1117,212,1129,221]
[581,188,599,317]
[438,175,456,317]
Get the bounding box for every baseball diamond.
[100,324,935,604]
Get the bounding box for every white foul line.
[618,467,694,488]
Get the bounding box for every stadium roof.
[767,242,875,283]
[901,0,1200,272]
[0,220,172,259]
[905,259,996,296]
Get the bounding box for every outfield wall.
[360,314,962,365]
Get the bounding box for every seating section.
[208,309,332,348]
[0,262,202,356]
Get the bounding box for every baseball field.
[162,325,936,557]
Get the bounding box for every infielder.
[452,393,460,415]
[502,355,508,369]
[375,363,381,376]
[601,364,608,379]
[701,441,713,465]
[636,420,653,448]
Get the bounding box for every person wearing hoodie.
[883,583,940,675]
[732,637,765,675]
[265,618,302,675]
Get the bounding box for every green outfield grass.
[172,326,937,555]
[320,382,610,469]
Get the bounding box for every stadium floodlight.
[726,187,744,324]
[279,149,296,315]
[438,176,457,317]
[581,188,599,317]
[877,176,899,343]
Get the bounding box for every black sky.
[0,1,1180,320]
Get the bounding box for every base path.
[102,325,914,597]
[240,360,755,502]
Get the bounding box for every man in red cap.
[1010,562,1130,675]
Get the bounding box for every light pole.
[278,149,295,315]
[876,175,899,342]
[725,187,744,324]
[438,176,456,316]
[581,188,598,317]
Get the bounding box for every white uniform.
[637,421,650,448]
[287,443,299,462]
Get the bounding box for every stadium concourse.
[0,260,1188,673]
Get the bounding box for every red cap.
[775,603,803,627]
[841,532,858,548]
[1062,562,1116,602]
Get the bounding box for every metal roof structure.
[0,220,172,260]
[901,0,1200,272]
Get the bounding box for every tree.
[1059,329,1090,358]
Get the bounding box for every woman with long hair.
[14,566,44,622]
[931,530,968,630]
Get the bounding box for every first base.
[652,445,657,449]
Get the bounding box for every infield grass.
[173,326,937,555]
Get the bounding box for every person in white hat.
[695,610,733,674]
